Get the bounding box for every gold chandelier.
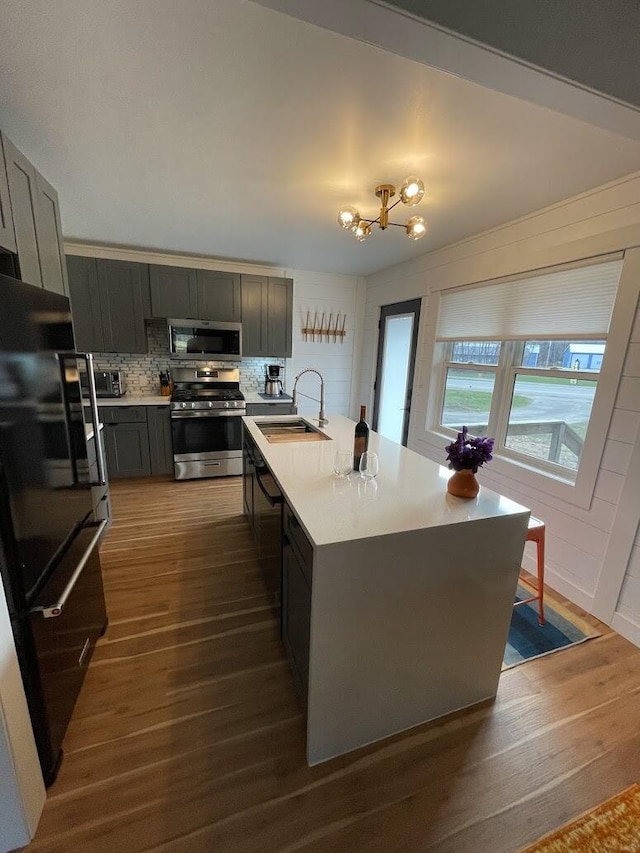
[338,176,427,242]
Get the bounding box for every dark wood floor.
[26,476,640,852]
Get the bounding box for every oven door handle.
[171,410,246,418]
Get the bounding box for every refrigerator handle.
[57,352,106,488]
[56,353,80,485]
[81,352,106,487]
[30,520,107,618]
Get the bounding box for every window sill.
[424,426,592,509]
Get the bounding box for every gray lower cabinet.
[245,402,295,416]
[147,406,173,475]
[2,132,68,295]
[241,275,293,358]
[103,421,152,478]
[149,264,198,319]
[0,135,16,253]
[68,257,150,353]
[282,503,312,703]
[95,405,173,478]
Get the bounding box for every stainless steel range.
[170,368,246,480]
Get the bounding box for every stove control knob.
[180,402,187,409]
[190,402,196,409]
[224,401,230,409]
[209,401,213,408]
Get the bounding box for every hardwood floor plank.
[25,475,640,853]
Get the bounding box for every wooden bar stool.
[514,516,545,625]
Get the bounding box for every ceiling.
[1,0,640,277]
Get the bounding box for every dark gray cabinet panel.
[197,270,241,321]
[68,255,104,351]
[267,277,293,358]
[34,171,68,296]
[147,406,173,475]
[3,135,42,287]
[282,536,311,703]
[241,275,268,357]
[103,421,151,478]
[97,259,149,353]
[245,402,295,416]
[0,135,16,253]
[241,274,293,358]
[99,405,148,424]
[149,265,198,319]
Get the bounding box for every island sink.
[255,418,332,442]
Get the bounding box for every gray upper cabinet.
[2,132,69,295]
[241,274,293,358]
[197,270,241,321]
[149,265,198,319]
[97,260,149,353]
[34,172,68,296]
[241,275,269,357]
[3,134,42,287]
[67,255,104,351]
[0,135,16,253]
[68,256,149,353]
[267,277,293,358]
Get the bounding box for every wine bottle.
[353,405,369,470]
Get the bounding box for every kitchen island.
[242,414,530,765]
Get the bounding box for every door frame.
[372,298,422,447]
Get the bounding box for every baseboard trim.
[611,612,640,648]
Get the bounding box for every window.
[432,257,623,482]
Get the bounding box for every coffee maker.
[264,364,283,397]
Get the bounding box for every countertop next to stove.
[94,396,171,406]
[243,391,294,404]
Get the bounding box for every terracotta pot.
[447,468,479,499]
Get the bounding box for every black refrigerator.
[0,272,108,786]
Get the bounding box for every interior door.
[372,299,421,447]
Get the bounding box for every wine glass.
[359,451,379,479]
[333,450,352,479]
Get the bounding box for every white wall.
[284,269,366,419]
[357,171,640,645]
[0,589,46,851]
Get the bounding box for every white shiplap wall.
[284,269,366,419]
[355,171,640,646]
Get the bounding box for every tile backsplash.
[92,320,285,396]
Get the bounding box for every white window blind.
[436,257,623,341]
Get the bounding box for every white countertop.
[243,391,294,404]
[243,414,529,547]
[94,396,171,406]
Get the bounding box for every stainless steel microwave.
[167,319,242,361]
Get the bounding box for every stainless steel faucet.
[292,368,328,426]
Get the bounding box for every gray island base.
[242,414,530,765]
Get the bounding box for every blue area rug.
[503,582,600,669]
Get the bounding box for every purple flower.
[445,428,494,473]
